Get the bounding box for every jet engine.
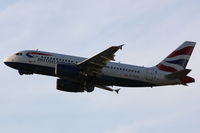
[56,79,94,93]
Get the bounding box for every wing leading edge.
[78,45,124,76]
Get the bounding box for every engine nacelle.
[57,79,84,92]
[56,79,95,93]
[55,64,80,79]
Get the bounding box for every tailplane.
[156,41,196,72]
[165,69,191,79]
[165,69,195,85]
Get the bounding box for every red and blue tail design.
[156,41,196,73]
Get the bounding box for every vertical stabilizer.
[156,41,196,73]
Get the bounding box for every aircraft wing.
[78,45,124,76]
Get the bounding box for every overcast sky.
[0,0,200,133]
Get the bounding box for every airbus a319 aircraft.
[4,41,196,93]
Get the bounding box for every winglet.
[114,89,120,94]
[118,44,125,50]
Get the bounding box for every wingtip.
[118,44,125,50]
[114,89,120,94]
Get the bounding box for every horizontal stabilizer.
[165,69,191,79]
[180,76,195,85]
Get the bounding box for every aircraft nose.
[4,57,10,63]
[3,56,13,67]
[4,57,9,66]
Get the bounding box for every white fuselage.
[4,50,181,87]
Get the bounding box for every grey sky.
[0,0,200,133]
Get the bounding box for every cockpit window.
[26,52,34,58]
[16,53,23,56]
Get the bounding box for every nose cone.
[3,56,14,68]
[3,57,8,64]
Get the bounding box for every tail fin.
[156,41,196,72]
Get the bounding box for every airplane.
[4,41,196,94]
